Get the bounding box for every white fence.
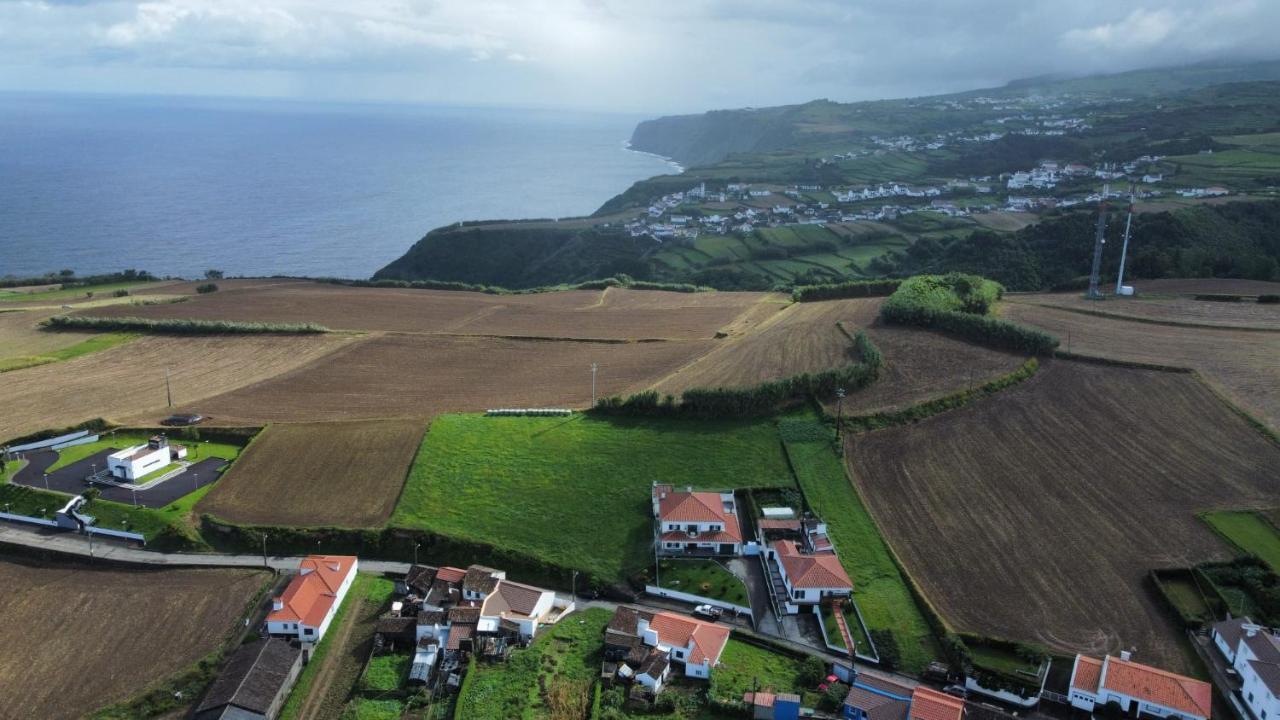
[644,585,753,619]
[0,511,59,528]
[485,408,574,417]
[817,603,881,664]
[86,527,147,543]
[51,434,100,451]
[6,430,90,454]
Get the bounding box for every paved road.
[0,518,921,689]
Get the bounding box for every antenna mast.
[1114,184,1136,295]
[1086,184,1109,300]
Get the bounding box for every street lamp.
[43,473,49,491]
[414,542,420,566]
[572,570,579,599]
[131,487,137,508]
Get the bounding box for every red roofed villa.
[766,539,853,614]
[1068,652,1212,720]
[653,483,743,556]
[266,555,358,643]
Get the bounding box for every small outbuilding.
[193,638,302,720]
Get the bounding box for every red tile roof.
[647,611,731,666]
[660,529,742,544]
[1100,655,1212,719]
[435,566,466,584]
[266,555,356,628]
[1071,655,1103,693]
[774,540,853,590]
[744,691,776,708]
[910,686,965,720]
[659,490,735,524]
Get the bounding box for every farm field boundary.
[841,358,1040,433]
[1201,511,1280,571]
[1009,299,1280,333]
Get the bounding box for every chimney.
[1119,650,1132,662]
[273,597,284,611]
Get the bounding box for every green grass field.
[340,699,403,720]
[780,415,940,673]
[707,639,814,705]
[966,643,1043,679]
[1203,511,1280,572]
[1155,573,1215,624]
[653,559,750,607]
[0,333,137,373]
[392,414,794,582]
[1165,147,1280,187]
[361,653,411,692]
[456,607,610,720]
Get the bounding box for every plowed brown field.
[0,556,267,720]
[169,332,715,425]
[1011,292,1280,330]
[655,297,1026,412]
[0,332,356,442]
[847,360,1280,673]
[197,419,426,527]
[1003,303,1280,430]
[1130,278,1280,296]
[80,281,780,340]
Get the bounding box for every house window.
[305,628,314,636]
[687,524,697,533]
[1249,693,1254,703]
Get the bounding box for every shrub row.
[881,274,1058,355]
[843,359,1040,433]
[42,315,329,334]
[595,331,883,419]
[792,279,902,302]
[1194,294,1243,302]
[1259,294,1279,304]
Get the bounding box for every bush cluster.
[792,279,902,302]
[595,331,883,418]
[1257,294,1279,304]
[1195,293,1243,302]
[42,315,329,334]
[881,274,1058,355]
[195,283,218,294]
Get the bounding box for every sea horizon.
[0,92,680,280]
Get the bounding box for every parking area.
[12,450,230,508]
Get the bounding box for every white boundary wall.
[644,585,753,619]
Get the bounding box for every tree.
[205,269,224,279]
[800,655,828,686]
[58,269,75,278]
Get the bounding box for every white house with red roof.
[1211,617,1280,720]
[266,555,358,643]
[910,686,966,720]
[1068,652,1212,720]
[653,483,743,556]
[766,539,853,614]
[605,606,731,694]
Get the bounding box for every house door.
[719,543,733,554]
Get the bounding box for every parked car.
[692,604,722,621]
[942,685,969,699]
[162,413,206,426]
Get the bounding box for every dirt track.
[846,360,1280,672]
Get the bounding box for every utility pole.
[261,533,269,568]
[165,367,173,408]
[1115,184,1136,295]
[572,570,579,599]
[835,388,846,438]
[591,363,598,407]
[414,542,420,567]
[1086,185,1109,300]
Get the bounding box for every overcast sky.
[1,0,1277,114]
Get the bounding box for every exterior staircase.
[831,599,857,659]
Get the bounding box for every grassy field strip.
[779,416,940,673]
[1203,510,1280,572]
[0,333,138,373]
[0,281,170,303]
[279,574,395,720]
[456,607,610,719]
[391,414,794,582]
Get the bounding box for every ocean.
[0,93,677,279]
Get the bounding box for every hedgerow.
[792,279,902,302]
[42,315,329,334]
[595,331,883,418]
[321,274,711,296]
[880,274,1058,355]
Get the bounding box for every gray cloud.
[0,0,1276,112]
